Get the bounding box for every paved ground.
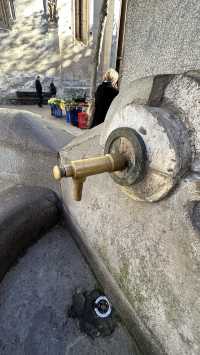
[0,226,136,355]
[0,0,60,80]
[0,105,83,137]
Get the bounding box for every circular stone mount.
[104,127,147,186]
[101,104,192,202]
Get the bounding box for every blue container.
[71,108,82,126]
[50,104,56,116]
[54,106,62,118]
[66,110,71,124]
[53,104,57,116]
[70,109,77,126]
[54,106,58,117]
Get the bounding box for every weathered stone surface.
[0,108,73,190]
[102,102,191,201]
[148,75,175,107]
[59,74,200,354]
[60,129,200,354]
[0,185,61,282]
[121,0,200,88]
[162,74,200,160]
[0,225,136,355]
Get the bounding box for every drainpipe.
[9,0,15,20]
[1,0,10,28]
[116,0,128,75]
[43,0,48,19]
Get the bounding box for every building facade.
[57,0,122,93]
[0,0,122,102]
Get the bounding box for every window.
[75,0,89,44]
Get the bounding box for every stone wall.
[121,0,200,88]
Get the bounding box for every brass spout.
[53,153,127,201]
[72,177,86,201]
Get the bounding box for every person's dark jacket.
[91,81,119,128]
[35,79,42,96]
[50,82,57,96]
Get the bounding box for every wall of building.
[57,0,94,96]
[101,0,122,73]
[57,0,120,97]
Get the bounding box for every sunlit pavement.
[0,0,60,74]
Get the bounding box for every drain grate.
[68,289,118,339]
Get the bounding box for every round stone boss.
[101,104,191,202]
[104,127,147,186]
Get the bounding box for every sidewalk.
[0,105,84,137]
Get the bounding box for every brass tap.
[53,153,127,201]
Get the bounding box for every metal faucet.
[53,153,127,201]
[53,127,147,201]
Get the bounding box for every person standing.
[49,80,57,97]
[90,68,119,128]
[35,76,43,108]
